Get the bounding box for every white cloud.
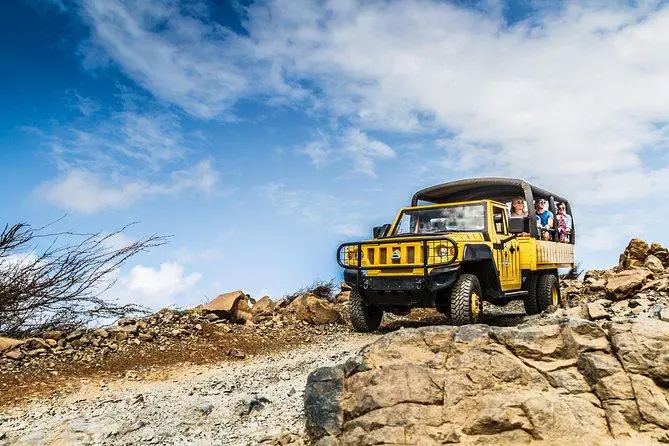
[36,160,218,213]
[32,104,221,213]
[244,0,669,202]
[118,262,202,309]
[82,0,669,204]
[68,90,100,116]
[260,182,365,235]
[300,128,395,176]
[82,0,251,118]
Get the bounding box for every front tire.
[537,274,559,312]
[450,274,483,326]
[349,288,383,332]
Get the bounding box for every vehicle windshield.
[393,204,486,235]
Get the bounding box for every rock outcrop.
[305,318,669,444]
[286,294,343,325]
[560,238,668,321]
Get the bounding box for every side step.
[503,290,529,298]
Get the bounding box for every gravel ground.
[0,330,378,446]
[0,302,529,446]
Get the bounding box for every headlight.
[436,245,455,257]
[347,247,359,262]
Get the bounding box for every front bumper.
[344,266,460,307]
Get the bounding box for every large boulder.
[605,269,652,299]
[649,242,669,267]
[285,294,342,325]
[305,318,669,444]
[200,290,252,323]
[0,337,24,352]
[645,254,665,275]
[251,295,276,322]
[619,239,650,269]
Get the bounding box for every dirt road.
[0,329,377,446]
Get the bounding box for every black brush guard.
[337,237,460,306]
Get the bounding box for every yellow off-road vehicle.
[337,178,575,331]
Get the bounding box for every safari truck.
[337,178,575,332]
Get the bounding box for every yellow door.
[492,206,522,291]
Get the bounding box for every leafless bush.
[0,222,168,337]
[283,279,336,304]
[560,262,583,280]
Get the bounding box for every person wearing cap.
[535,199,554,241]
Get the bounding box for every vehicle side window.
[493,206,506,234]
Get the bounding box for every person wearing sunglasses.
[556,202,572,243]
[510,197,528,217]
[535,199,554,241]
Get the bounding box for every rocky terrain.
[0,329,375,446]
[559,238,669,322]
[306,318,669,445]
[305,238,669,445]
[0,238,668,445]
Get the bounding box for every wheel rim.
[471,291,481,321]
[551,285,559,306]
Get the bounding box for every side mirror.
[373,223,391,239]
[508,216,529,234]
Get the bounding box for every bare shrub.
[0,222,168,337]
[282,279,336,304]
[560,262,583,280]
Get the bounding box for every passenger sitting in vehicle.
[555,202,572,243]
[535,199,554,241]
[510,197,528,217]
[509,197,531,237]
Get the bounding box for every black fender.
[461,245,502,299]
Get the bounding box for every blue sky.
[2,0,668,309]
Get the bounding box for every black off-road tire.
[450,274,483,326]
[537,274,559,312]
[523,275,540,315]
[349,288,383,332]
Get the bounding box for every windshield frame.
[389,201,489,237]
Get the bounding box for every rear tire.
[537,274,559,312]
[349,288,383,332]
[523,275,540,315]
[450,274,483,326]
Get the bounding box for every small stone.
[195,324,203,331]
[118,317,136,326]
[205,313,220,322]
[44,339,58,348]
[660,307,669,322]
[195,404,214,416]
[42,330,63,341]
[227,348,246,359]
[238,395,270,416]
[138,333,154,342]
[27,348,47,357]
[5,350,23,360]
[94,328,109,338]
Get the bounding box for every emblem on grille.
[392,249,401,261]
